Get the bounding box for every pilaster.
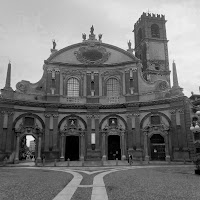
[170,109,178,149]
[94,114,100,149]
[178,108,187,148]
[126,114,133,150]
[86,115,92,149]
[55,69,60,95]
[0,111,5,151]
[134,113,141,150]
[44,113,51,151]
[53,113,59,151]
[6,111,14,153]
[47,69,52,94]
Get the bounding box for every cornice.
[0,96,186,110]
[44,60,137,68]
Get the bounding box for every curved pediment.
[46,41,139,66]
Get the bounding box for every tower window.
[151,24,160,38]
[106,78,120,97]
[67,77,79,97]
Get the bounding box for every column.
[133,68,138,94]
[86,115,92,149]
[144,131,149,161]
[134,113,141,150]
[170,110,178,149]
[80,133,85,161]
[60,133,65,161]
[121,132,126,160]
[102,132,106,160]
[86,72,91,96]
[94,115,100,149]
[44,113,51,151]
[6,111,14,153]
[126,114,133,151]
[47,69,52,94]
[0,111,5,151]
[55,69,60,95]
[94,72,99,96]
[165,132,170,162]
[37,133,42,161]
[14,133,20,163]
[53,114,59,151]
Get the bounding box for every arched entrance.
[108,135,121,160]
[150,134,165,160]
[65,136,79,161]
[19,135,36,161]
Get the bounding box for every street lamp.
[190,110,200,175]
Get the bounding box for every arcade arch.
[141,112,171,161]
[13,113,44,163]
[58,115,86,161]
[100,114,127,160]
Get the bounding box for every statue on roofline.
[98,34,102,41]
[90,25,94,35]
[82,33,86,40]
[52,39,56,49]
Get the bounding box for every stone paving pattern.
[0,168,72,200]
[0,165,200,200]
[105,166,200,200]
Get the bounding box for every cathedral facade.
[0,13,192,163]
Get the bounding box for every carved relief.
[147,60,165,71]
[156,81,169,91]
[74,45,111,65]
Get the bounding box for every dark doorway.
[108,135,121,160]
[150,134,165,161]
[65,136,79,161]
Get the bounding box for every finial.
[90,25,94,35]
[128,40,132,49]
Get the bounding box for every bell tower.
[133,12,170,84]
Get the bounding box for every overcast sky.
[0,0,199,97]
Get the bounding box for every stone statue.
[52,39,56,49]
[98,34,102,41]
[90,25,94,35]
[128,40,132,49]
[82,33,86,40]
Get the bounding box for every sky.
[0,0,200,97]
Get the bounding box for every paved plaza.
[0,165,200,200]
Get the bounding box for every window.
[109,118,118,126]
[107,78,120,97]
[150,134,164,144]
[67,78,79,97]
[151,24,160,38]
[151,115,160,125]
[24,117,34,127]
[196,148,200,154]
[194,132,200,141]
